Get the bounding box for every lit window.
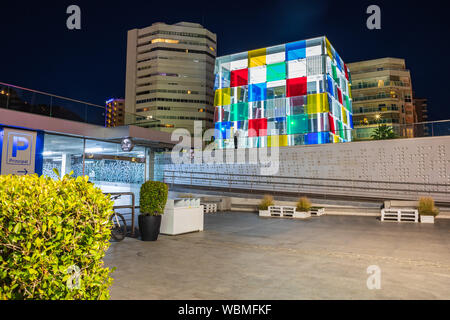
[151,38,179,44]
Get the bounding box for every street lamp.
[375,114,381,127]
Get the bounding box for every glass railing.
[352,93,398,102]
[0,82,161,128]
[351,120,450,140]
[0,82,107,125]
[352,81,409,90]
[352,106,399,114]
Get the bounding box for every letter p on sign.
[12,136,29,157]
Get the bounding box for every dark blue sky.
[1,0,449,120]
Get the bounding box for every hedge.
[0,172,114,300]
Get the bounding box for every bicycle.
[109,194,127,242]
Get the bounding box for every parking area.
[104,212,450,299]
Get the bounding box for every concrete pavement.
[104,212,450,299]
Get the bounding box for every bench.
[310,207,325,216]
[381,200,419,222]
[267,206,311,219]
[381,208,418,222]
[201,202,218,214]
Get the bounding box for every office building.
[414,97,429,137]
[347,58,415,140]
[213,36,353,148]
[414,97,428,123]
[105,98,125,127]
[125,22,216,134]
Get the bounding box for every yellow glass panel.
[348,84,352,99]
[280,135,288,146]
[333,134,340,143]
[268,135,288,147]
[341,106,347,125]
[306,93,329,114]
[214,89,222,106]
[222,88,231,106]
[325,37,333,60]
[214,88,231,106]
[248,48,266,67]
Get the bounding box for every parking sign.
[0,128,40,175]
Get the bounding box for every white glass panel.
[230,58,248,71]
[306,45,322,57]
[249,65,266,84]
[287,59,306,79]
[266,52,285,64]
[267,79,286,88]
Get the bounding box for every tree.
[371,124,396,140]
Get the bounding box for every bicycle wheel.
[110,213,127,241]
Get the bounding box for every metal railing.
[105,192,136,237]
[163,170,450,204]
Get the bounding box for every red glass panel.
[286,77,307,97]
[328,112,335,134]
[230,69,248,87]
[248,118,267,137]
[344,64,349,80]
[337,87,343,104]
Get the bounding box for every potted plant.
[258,195,274,217]
[418,197,439,223]
[139,181,168,241]
[294,196,312,218]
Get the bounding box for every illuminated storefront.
[213,36,353,148]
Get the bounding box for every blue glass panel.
[236,120,246,130]
[335,52,342,72]
[349,113,353,129]
[326,75,334,97]
[248,83,267,102]
[305,132,330,145]
[214,73,220,91]
[286,40,306,61]
[215,121,232,139]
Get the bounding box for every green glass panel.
[344,94,351,111]
[267,62,286,82]
[331,64,338,83]
[230,102,249,121]
[338,120,344,137]
[287,114,308,135]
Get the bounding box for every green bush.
[296,197,312,212]
[140,181,169,216]
[0,173,114,300]
[259,195,274,210]
[418,197,439,216]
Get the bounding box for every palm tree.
[371,124,396,140]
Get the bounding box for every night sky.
[1,0,449,120]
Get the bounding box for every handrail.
[0,81,105,109]
[162,170,450,187]
[163,170,450,203]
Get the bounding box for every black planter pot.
[138,215,162,241]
